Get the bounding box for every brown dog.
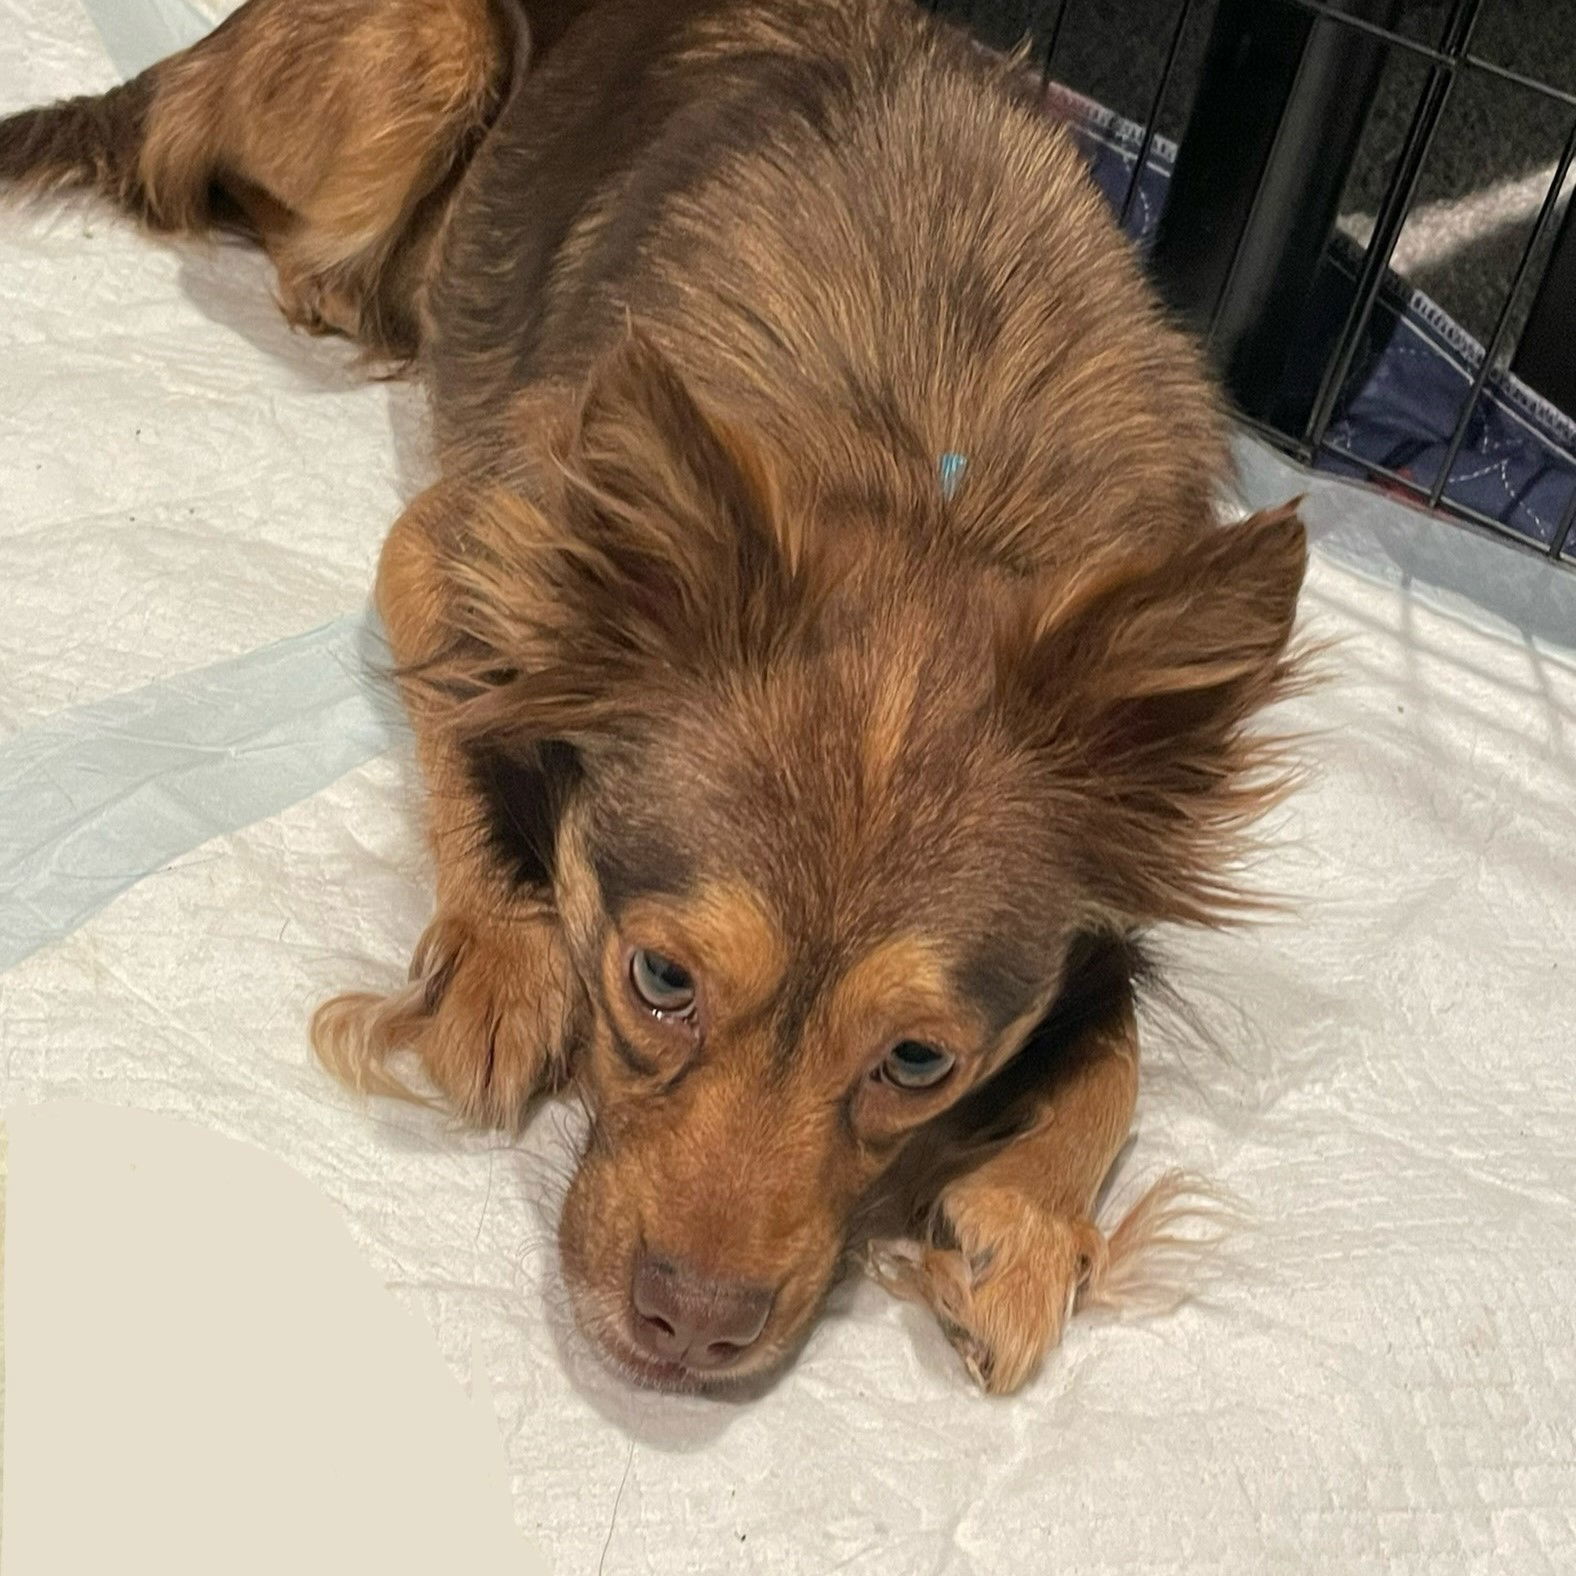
[0,0,1305,1395]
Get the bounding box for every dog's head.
[436,335,1305,1389]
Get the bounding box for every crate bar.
[1314,436,1576,567]
[1149,0,1399,427]
[1301,0,1486,457]
[1117,0,1198,231]
[1269,0,1576,112]
[1240,410,1576,570]
[1552,486,1576,563]
[1429,117,1576,510]
[1460,53,1576,116]
[1509,196,1576,423]
[1235,411,1317,463]
[1038,0,1074,93]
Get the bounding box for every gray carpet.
[944,0,1576,347]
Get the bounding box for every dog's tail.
[0,74,158,220]
[0,53,219,233]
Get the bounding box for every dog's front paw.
[407,911,580,1127]
[871,1179,1105,1395]
[277,267,363,341]
[314,909,580,1130]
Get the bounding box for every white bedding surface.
[3,6,1574,1572]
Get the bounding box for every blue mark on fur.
[939,451,969,500]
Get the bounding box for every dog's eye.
[629,949,696,1015]
[879,1041,954,1090]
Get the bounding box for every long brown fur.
[2,0,1308,1394]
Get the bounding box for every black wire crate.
[929,0,1576,567]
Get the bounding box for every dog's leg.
[0,0,519,356]
[312,484,581,1129]
[874,982,1146,1396]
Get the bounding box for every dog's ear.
[425,336,816,888]
[1000,501,1307,925]
[555,330,817,676]
[437,332,817,747]
[567,329,783,571]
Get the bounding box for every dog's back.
[429,0,1227,573]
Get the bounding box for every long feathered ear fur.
[997,501,1309,927]
[421,331,822,749]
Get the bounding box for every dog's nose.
[630,1251,774,1369]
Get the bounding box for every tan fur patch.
[817,935,974,1062]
